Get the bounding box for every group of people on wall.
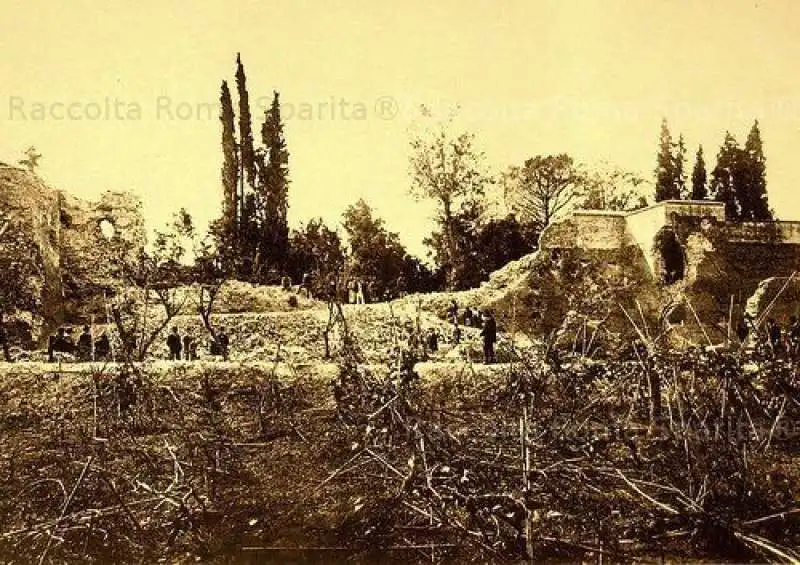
[166,326,230,362]
[294,272,407,304]
[41,324,231,363]
[448,300,498,364]
[47,326,110,362]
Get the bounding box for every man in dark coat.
[77,325,92,362]
[167,327,182,360]
[95,332,110,360]
[768,318,783,357]
[0,313,13,363]
[448,300,458,325]
[182,334,194,361]
[217,328,230,361]
[480,310,497,364]
[0,318,10,362]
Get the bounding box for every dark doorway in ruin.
[60,210,72,228]
[654,228,685,285]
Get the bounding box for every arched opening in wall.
[99,219,116,240]
[654,228,685,285]
[60,210,72,228]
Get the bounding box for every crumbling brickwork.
[0,166,145,343]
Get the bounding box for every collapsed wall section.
[0,166,145,343]
[519,201,800,349]
[59,191,146,321]
[0,166,62,343]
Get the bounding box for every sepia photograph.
[2,1,800,563]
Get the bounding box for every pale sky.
[2,0,799,258]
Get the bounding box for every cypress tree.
[235,53,257,195]
[234,53,259,276]
[744,120,771,220]
[690,145,707,200]
[711,132,740,220]
[655,118,678,201]
[219,80,239,246]
[674,133,687,199]
[260,91,290,269]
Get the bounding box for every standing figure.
[182,334,194,361]
[77,325,93,362]
[472,307,483,329]
[480,310,497,364]
[95,332,110,361]
[452,322,462,345]
[301,272,313,299]
[366,280,376,303]
[790,316,800,359]
[767,318,783,357]
[217,328,230,361]
[0,318,10,362]
[356,279,365,304]
[62,328,76,354]
[736,318,750,343]
[448,300,458,325]
[167,327,182,360]
[426,328,439,353]
[328,275,338,303]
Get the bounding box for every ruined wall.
[725,221,800,244]
[59,191,146,313]
[540,211,630,250]
[533,201,800,349]
[570,211,630,249]
[0,166,145,342]
[0,166,62,342]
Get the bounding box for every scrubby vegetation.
[1,307,799,564]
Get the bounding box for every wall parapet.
[725,221,800,244]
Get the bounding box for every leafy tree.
[192,234,233,347]
[473,215,537,283]
[502,154,586,231]
[690,145,707,200]
[286,218,345,295]
[423,198,484,290]
[107,234,187,362]
[397,255,442,295]
[342,199,417,299]
[162,210,232,346]
[219,80,239,248]
[409,109,493,289]
[655,119,675,201]
[580,163,649,211]
[744,120,771,220]
[18,146,42,173]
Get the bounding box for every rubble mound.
[181,280,320,314]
